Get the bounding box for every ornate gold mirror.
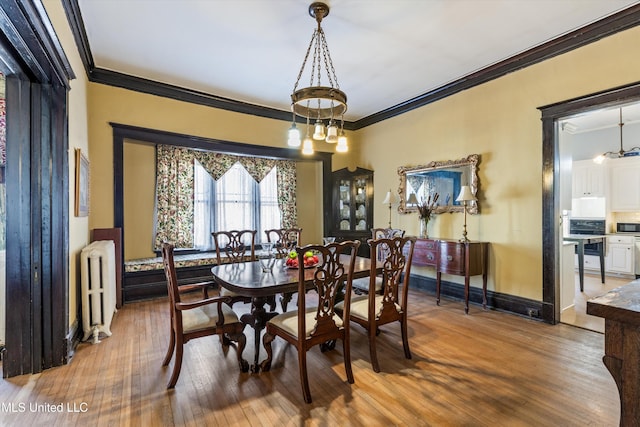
[398,154,479,214]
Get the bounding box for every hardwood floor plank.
[0,288,620,426]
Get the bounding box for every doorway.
[540,81,640,325]
[557,103,640,332]
[0,2,73,377]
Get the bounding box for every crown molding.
[62,1,640,130]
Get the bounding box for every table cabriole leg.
[240,296,278,373]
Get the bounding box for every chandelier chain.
[292,29,318,93]
[313,30,321,88]
[287,1,348,154]
[319,30,339,90]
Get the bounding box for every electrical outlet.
[527,308,539,318]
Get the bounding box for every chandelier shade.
[288,2,348,154]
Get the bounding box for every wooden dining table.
[211,255,374,373]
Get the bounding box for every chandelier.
[287,2,348,155]
[594,107,640,163]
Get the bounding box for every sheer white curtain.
[215,163,254,234]
[193,161,281,250]
[260,167,280,235]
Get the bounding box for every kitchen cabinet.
[330,167,373,257]
[575,254,604,271]
[605,235,634,275]
[609,157,640,211]
[572,159,606,198]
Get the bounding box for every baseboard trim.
[409,274,545,321]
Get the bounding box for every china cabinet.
[330,167,373,257]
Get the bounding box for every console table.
[586,282,640,425]
[411,238,489,314]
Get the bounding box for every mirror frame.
[397,154,479,215]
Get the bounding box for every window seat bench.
[123,252,251,302]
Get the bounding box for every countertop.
[563,234,606,240]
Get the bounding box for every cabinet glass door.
[354,176,368,231]
[338,179,351,231]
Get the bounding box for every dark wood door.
[1,1,73,377]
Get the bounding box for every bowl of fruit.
[285,250,319,269]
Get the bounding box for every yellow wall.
[123,141,156,259]
[45,1,91,329]
[295,160,324,246]
[353,26,640,300]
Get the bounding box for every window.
[193,161,281,249]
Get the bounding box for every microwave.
[616,222,640,234]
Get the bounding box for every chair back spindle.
[212,230,257,263]
[265,228,302,257]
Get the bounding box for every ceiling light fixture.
[594,108,640,163]
[287,2,348,154]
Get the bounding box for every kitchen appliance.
[616,222,640,234]
[569,219,606,256]
[616,223,640,276]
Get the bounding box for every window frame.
[193,161,281,249]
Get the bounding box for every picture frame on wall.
[75,148,89,217]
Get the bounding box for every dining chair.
[265,227,303,311]
[340,235,416,373]
[261,240,361,403]
[161,243,249,388]
[212,229,257,307]
[264,227,302,257]
[352,228,406,294]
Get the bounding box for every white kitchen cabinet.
[609,157,640,211]
[572,160,606,198]
[605,235,635,275]
[575,254,603,271]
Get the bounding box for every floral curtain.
[154,145,194,249]
[276,160,297,228]
[154,145,297,249]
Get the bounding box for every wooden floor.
[0,289,620,426]
[561,272,631,332]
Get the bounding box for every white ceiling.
[77,0,638,125]
[561,103,640,134]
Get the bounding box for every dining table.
[211,255,375,373]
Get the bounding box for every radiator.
[81,240,117,343]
